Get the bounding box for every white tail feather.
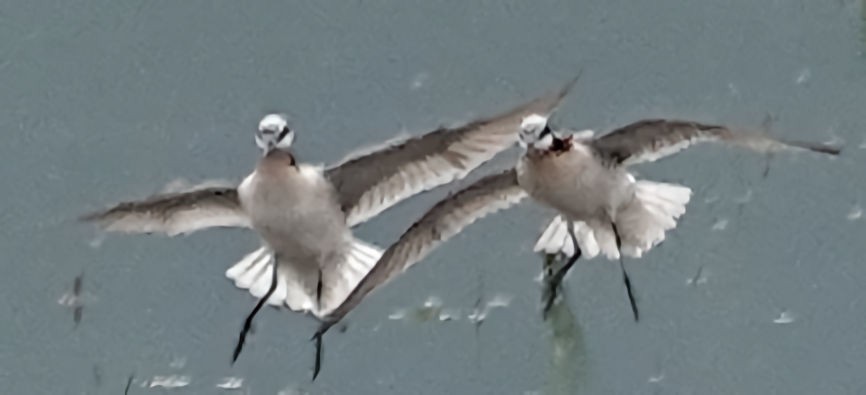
[533,181,691,261]
[534,215,570,255]
[533,216,602,258]
[224,238,383,318]
[588,218,620,259]
[611,181,692,258]
[317,238,384,315]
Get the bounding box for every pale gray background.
[2,1,865,394]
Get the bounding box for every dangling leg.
[550,224,583,288]
[232,253,279,363]
[610,222,639,322]
[311,316,336,381]
[540,253,558,320]
[312,327,324,381]
[542,223,582,319]
[544,253,556,279]
[312,269,325,381]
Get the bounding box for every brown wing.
[80,186,249,236]
[324,168,528,322]
[591,118,841,167]
[325,74,579,227]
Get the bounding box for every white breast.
[238,165,350,267]
[519,145,635,221]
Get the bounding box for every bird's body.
[316,113,841,341]
[81,74,580,372]
[520,135,692,260]
[81,77,578,320]
[518,140,633,222]
[236,150,355,311]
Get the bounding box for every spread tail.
[614,181,692,258]
[533,181,691,260]
[225,237,383,318]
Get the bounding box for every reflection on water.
[389,293,512,324]
[540,254,588,395]
[57,272,86,328]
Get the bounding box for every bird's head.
[255,113,295,155]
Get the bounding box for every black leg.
[542,223,582,320]
[610,223,639,322]
[540,254,558,320]
[540,252,557,318]
[309,269,327,380]
[312,328,324,381]
[311,318,337,381]
[123,373,134,395]
[544,256,555,278]
[232,253,279,364]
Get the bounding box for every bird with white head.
[80,76,578,379]
[255,113,295,155]
[316,110,842,343]
[518,113,556,149]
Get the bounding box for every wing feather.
[80,186,249,236]
[591,119,841,167]
[326,75,579,227]
[324,168,527,321]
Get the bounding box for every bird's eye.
[276,126,290,141]
[538,126,551,138]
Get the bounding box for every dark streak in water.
[123,373,134,395]
[473,268,485,333]
[760,113,776,180]
[73,272,84,327]
[73,306,83,327]
[541,254,588,395]
[73,273,83,295]
[689,265,705,286]
[762,152,774,179]
[472,264,485,371]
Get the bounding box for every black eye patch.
[538,125,552,138]
[276,126,291,141]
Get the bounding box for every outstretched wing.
[324,168,528,322]
[80,186,249,236]
[325,75,578,227]
[590,118,841,167]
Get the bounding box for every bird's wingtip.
[788,140,843,156]
[550,67,584,108]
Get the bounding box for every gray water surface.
[2,1,865,394]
